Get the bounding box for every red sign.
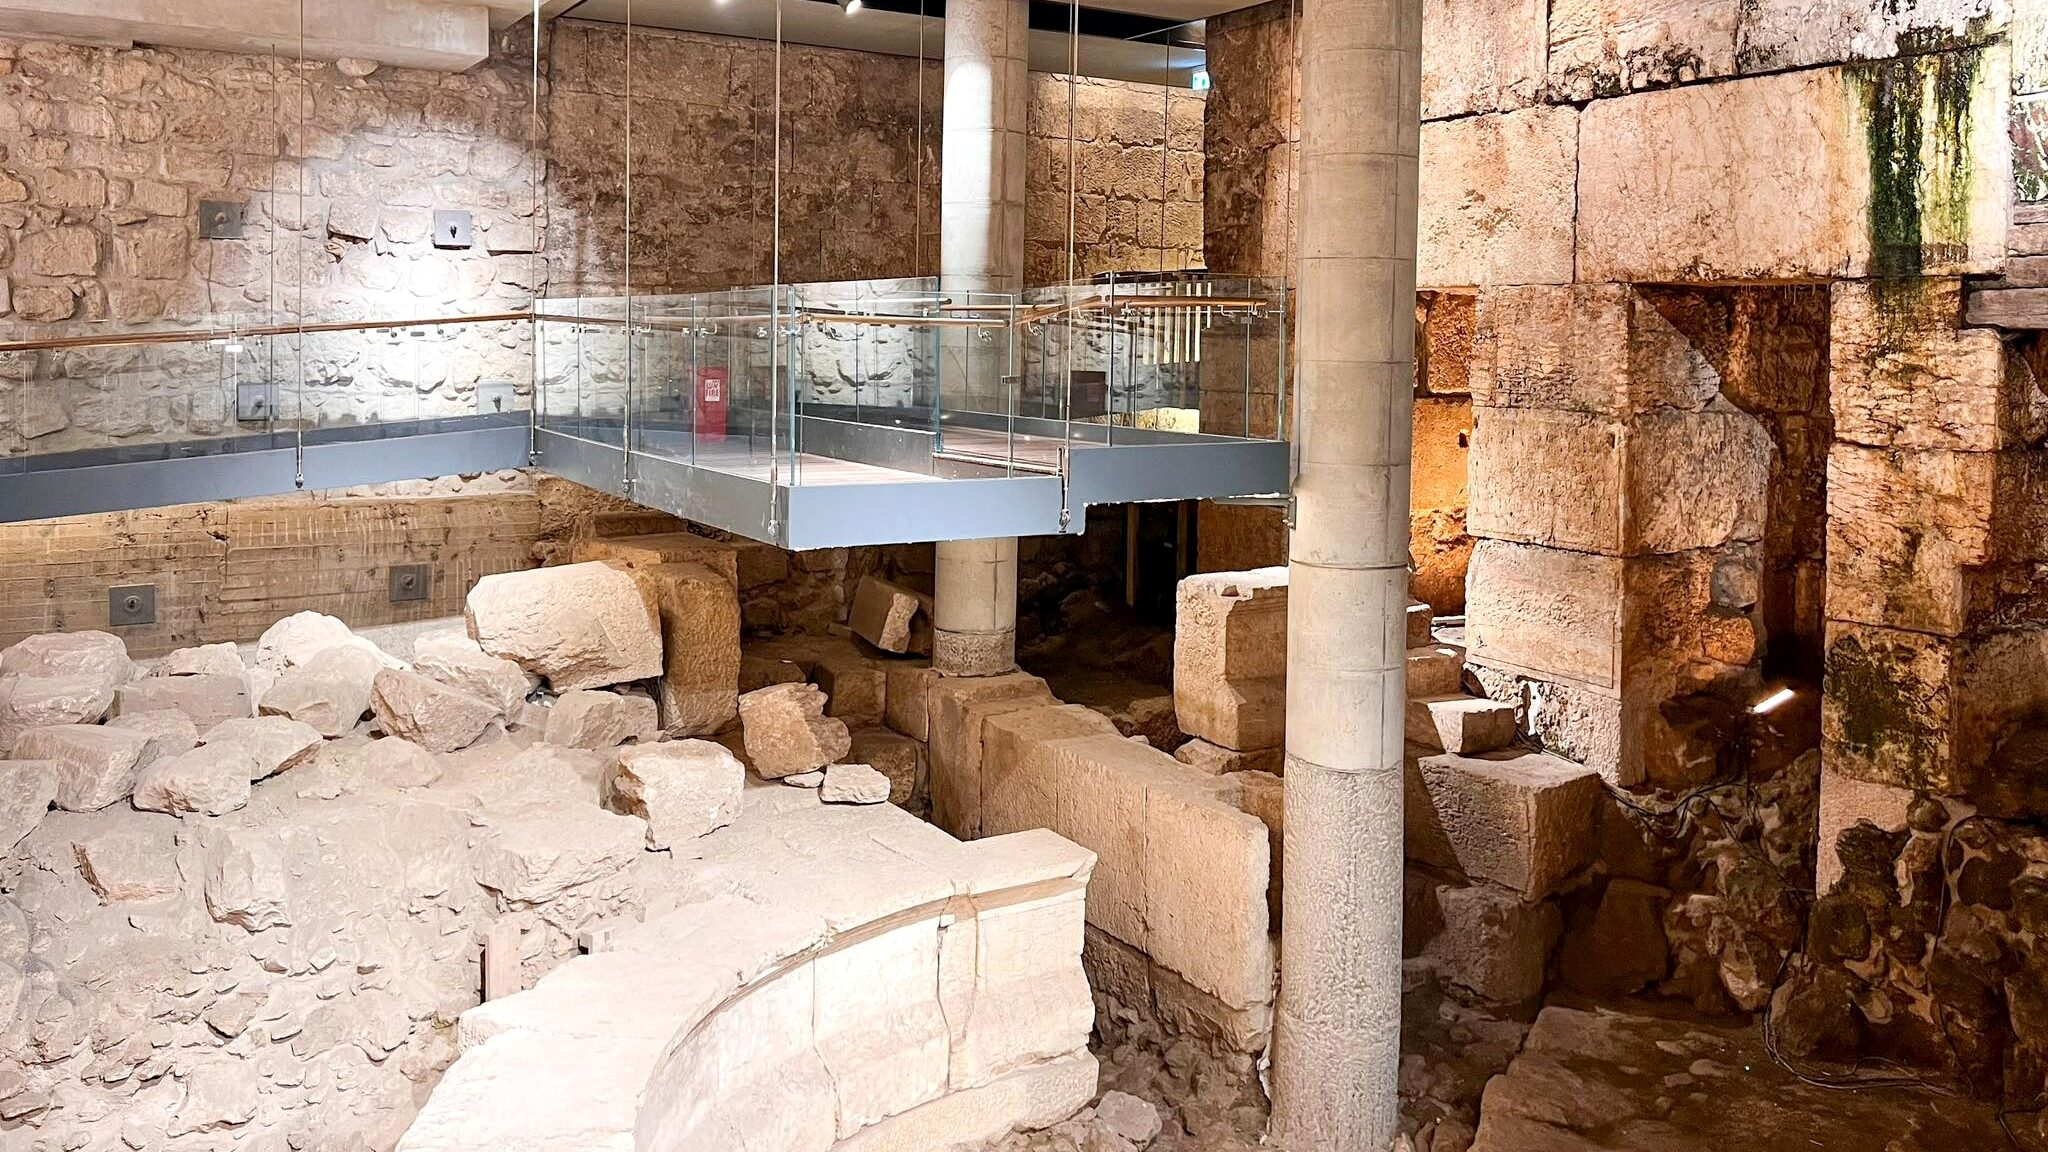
[696,367,728,440]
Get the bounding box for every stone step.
[1407,600,1434,649]
[1407,643,1467,698]
[1406,694,1517,754]
[1405,745,1601,898]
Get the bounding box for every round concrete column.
[1269,0,1420,1144]
[934,0,1027,678]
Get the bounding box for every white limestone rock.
[72,818,183,901]
[1095,1091,1163,1145]
[0,631,135,688]
[201,828,291,931]
[783,771,825,788]
[544,689,661,750]
[167,1060,259,1135]
[255,610,403,673]
[607,740,744,849]
[200,716,324,780]
[112,673,253,732]
[412,629,538,715]
[371,669,499,753]
[351,737,444,791]
[151,643,245,678]
[465,562,664,691]
[821,763,890,805]
[260,643,383,736]
[738,683,851,779]
[0,673,115,753]
[472,807,648,904]
[133,744,260,816]
[12,724,155,811]
[106,709,200,762]
[0,761,58,852]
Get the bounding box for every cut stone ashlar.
[465,561,664,692]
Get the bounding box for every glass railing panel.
[534,294,628,446]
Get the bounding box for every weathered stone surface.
[1407,694,1518,754]
[616,561,740,736]
[1830,278,2036,453]
[0,674,114,753]
[1813,763,1911,892]
[543,689,660,749]
[200,716,324,779]
[1172,738,1284,777]
[13,724,154,811]
[255,610,402,672]
[1095,1090,1164,1146]
[849,575,933,655]
[740,654,807,694]
[822,763,892,805]
[570,530,740,584]
[1144,775,1275,1013]
[412,629,539,716]
[1559,877,1672,996]
[112,673,253,732]
[981,704,1122,837]
[1407,747,1602,897]
[1739,0,2006,74]
[0,760,58,852]
[132,744,259,815]
[1418,105,1578,288]
[1421,0,1545,119]
[0,630,135,687]
[151,642,245,678]
[1408,644,1469,698]
[738,683,852,779]
[105,708,200,762]
[472,806,649,904]
[1547,0,1738,100]
[73,816,184,900]
[848,726,924,809]
[371,669,500,753]
[466,562,664,691]
[815,649,888,728]
[885,663,937,741]
[348,736,445,791]
[929,673,1058,838]
[259,643,383,737]
[1577,56,2009,281]
[1424,881,1562,1003]
[606,739,743,848]
[1465,541,1624,689]
[784,770,826,788]
[1173,568,1287,752]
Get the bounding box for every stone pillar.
[934,0,1027,677]
[1269,0,1419,1143]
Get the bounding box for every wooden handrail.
[0,311,531,354]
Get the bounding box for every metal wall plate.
[477,380,516,415]
[433,209,473,249]
[236,383,272,422]
[109,584,156,626]
[389,564,431,603]
[198,200,246,239]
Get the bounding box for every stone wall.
[1024,74,1205,287]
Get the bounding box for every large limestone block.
[371,669,500,754]
[849,575,934,655]
[0,674,115,753]
[200,716,324,779]
[1423,881,1563,1003]
[14,725,155,811]
[0,631,134,687]
[1408,644,1469,698]
[1145,779,1275,1011]
[1830,278,2035,453]
[815,648,888,727]
[612,561,740,737]
[106,710,200,762]
[813,920,951,1135]
[1418,104,1578,288]
[606,740,744,848]
[1814,765,1911,893]
[255,611,402,672]
[945,888,1096,1091]
[738,683,851,778]
[928,673,1056,838]
[884,663,937,741]
[1577,55,2010,281]
[112,673,253,732]
[0,761,58,852]
[259,644,382,737]
[1547,0,1737,100]
[571,530,740,586]
[412,630,538,716]
[1174,739,1283,776]
[133,744,260,816]
[152,643,244,678]
[1173,568,1287,751]
[1048,733,1186,951]
[1408,694,1519,753]
[980,704,1121,837]
[1407,747,1602,897]
[1468,284,1633,414]
[1740,0,2007,74]
[1227,769,1285,930]
[473,806,648,904]
[832,1051,1099,1152]
[543,689,660,749]
[848,726,925,810]
[1465,541,1625,689]
[465,562,664,692]
[1421,0,1545,119]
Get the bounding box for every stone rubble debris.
[737,682,851,779]
[464,562,664,691]
[605,739,744,848]
[542,688,660,750]
[371,669,501,753]
[820,762,891,804]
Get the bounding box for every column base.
[933,628,1017,677]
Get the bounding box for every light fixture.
[1750,686,1796,716]
[839,0,862,12]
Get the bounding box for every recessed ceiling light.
[840,0,863,12]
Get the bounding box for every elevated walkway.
[0,275,1290,547]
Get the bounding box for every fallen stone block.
[848,726,925,810]
[740,655,807,693]
[201,827,292,931]
[466,562,665,691]
[928,672,1055,839]
[849,575,933,655]
[133,744,261,816]
[607,740,744,848]
[112,673,253,732]
[614,561,740,736]
[14,725,155,811]
[1174,739,1283,776]
[349,737,444,791]
[473,806,649,904]
[73,818,183,901]
[0,631,135,688]
[199,716,325,780]
[411,630,539,716]
[1407,694,1518,754]
[738,683,851,779]
[822,763,891,805]
[151,643,245,678]
[1407,747,1601,898]
[1408,600,1434,648]
[544,689,661,749]
[980,703,1121,837]
[259,644,383,737]
[255,611,402,672]
[1090,691,1184,754]
[105,709,199,762]
[1174,568,1287,751]
[1558,877,1671,997]
[0,674,115,753]
[1408,644,1468,698]
[784,770,825,788]
[0,761,58,852]
[371,669,500,754]
[1424,881,1561,1004]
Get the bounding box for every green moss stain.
[1845,48,1982,281]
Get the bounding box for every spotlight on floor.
[839,0,862,12]
[1750,686,1796,716]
